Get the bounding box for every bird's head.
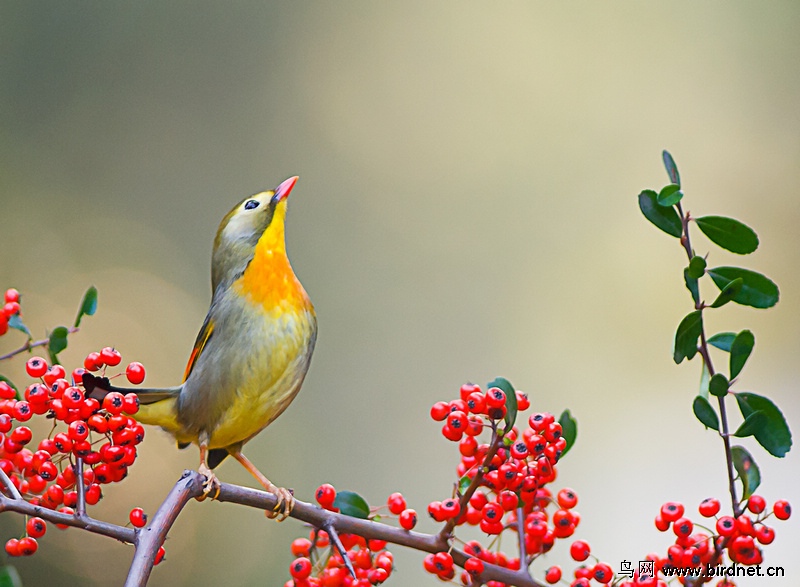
[211,176,298,292]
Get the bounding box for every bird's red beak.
[273,176,298,203]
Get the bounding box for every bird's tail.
[82,373,182,432]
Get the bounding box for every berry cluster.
[0,289,21,337]
[0,351,147,557]
[284,527,394,587]
[640,495,792,581]
[427,383,610,586]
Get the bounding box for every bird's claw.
[265,485,294,521]
[197,464,221,501]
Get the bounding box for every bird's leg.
[196,433,221,501]
[231,451,294,521]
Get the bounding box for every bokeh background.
[1,2,798,586]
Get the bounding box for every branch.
[0,493,135,543]
[0,327,80,361]
[126,470,204,587]
[678,207,740,518]
[124,471,545,587]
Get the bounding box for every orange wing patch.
[183,316,214,382]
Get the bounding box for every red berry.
[497,490,518,512]
[716,516,736,536]
[4,539,19,557]
[68,420,89,442]
[430,401,449,421]
[154,546,166,565]
[17,537,37,556]
[515,391,530,411]
[460,383,481,401]
[315,483,337,509]
[126,362,146,385]
[464,557,484,576]
[660,501,684,523]
[10,426,32,445]
[102,392,125,415]
[545,565,562,584]
[569,540,590,562]
[673,517,693,538]
[557,488,578,509]
[440,498,461,519]
[290,557,312,580]
[4,289,20,304]
[773,499,791,520]
[129,507,148,528]
[290,538,312,557]
[25,357,48,379]
[528,412,554,432]
[84,352,102,372]
[122,393,140,415]
[698,497,720,517]
[399,508,417,530]
[756,524,775,545]
[593,562,613,584]
[0,382,15,400]
[26,517,47,538]
[100,347,122,366]
[747,494,766,514]
[386,492,406,515]
[485,387,506,409]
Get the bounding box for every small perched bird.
[85,176,316,517]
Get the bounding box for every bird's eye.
[244,200,259,210]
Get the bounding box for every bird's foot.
[196,463,221,501]
[265,484,294,521]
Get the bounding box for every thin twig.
[515,506,529,576]
[0,467,22,501]
[438,426,504,542]
[0,327,80,361]
[0,494,135,542]
[678,206,740,518]
[322,522,357,579]
[75,458,87,518]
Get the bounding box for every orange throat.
[234,233,311,313]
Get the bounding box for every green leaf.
[695,216,759,255]
[731,445,761,499]
[48,326,69,366]
[0,565,23,587]
[74,286,98,327]
[709,277,743,308]
[673,311,703,364]
[0,375,21,401]
[734,411,768,438]
[638,190,683,238]
[558,409,577,458]
[707,267,779,309]
[683,269,700,305]
[7,314,30,338]
[662,150,680,187]
[687,256,707,279]
[729,330,754,380]
[458,475,471,495]
[487,376,517,432]
[333,490,370,519]
[657,184,683,207]
[692,396,719,431]
[707,332,736,352]
[708,373,729,397]
[735,393,792,457]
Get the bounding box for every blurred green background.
[1,2,798,586]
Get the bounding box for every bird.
[84,176,316,518]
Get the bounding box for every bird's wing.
[183,313,214,382]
